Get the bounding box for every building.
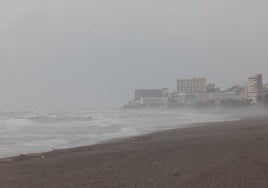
[225,84,247,100]
[224,92,237,100]
[209,92,225,104]
[196,93,210,103]
[176,93,196,105]
[134,88,169,106]
[207,83,216,93]
[135,88,169,99]
[247,74,263,103]
[177,77,207,94]
[263,84,268,96]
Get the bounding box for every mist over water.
[0,108,239,158]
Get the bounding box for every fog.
[0,0,268,111]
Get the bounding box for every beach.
[1,116,268,188]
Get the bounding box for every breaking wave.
[0,109,237,158]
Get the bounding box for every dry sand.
[1,116,268,188]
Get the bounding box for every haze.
[0,0,267,111]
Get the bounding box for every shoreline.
[0,117,240,161]
[1,115,268,187]
[1,108,264,160]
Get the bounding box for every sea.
[0,109,236,158]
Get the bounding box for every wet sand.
[1,116,268,188]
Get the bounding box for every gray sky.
[0,0,268,110]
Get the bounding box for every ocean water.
[0,109,236,158]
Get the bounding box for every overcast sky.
[0,0,268,110]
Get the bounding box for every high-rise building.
[177,77,207,94]
[247,74,263,103]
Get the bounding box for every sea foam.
[0,109,236,158]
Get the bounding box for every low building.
[126,88,170,107]
[196,93,210,103]
[224,92,237,100]
[225,85,247,100]
[135,88,169,99]
[209,92,225,104]
[177,93,196,105]
[177,93,210,105]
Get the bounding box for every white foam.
[0,109,236,158]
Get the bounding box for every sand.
[1,116,268,188]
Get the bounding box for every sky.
[0,0,268,110]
